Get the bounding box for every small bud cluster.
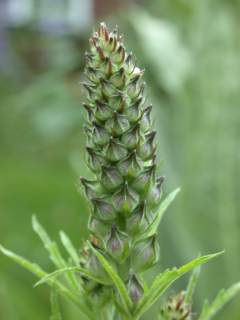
[160,292,192,320]
[81,22,164,302]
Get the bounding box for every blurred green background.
[0,0,239,319]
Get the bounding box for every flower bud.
[126,201,149,236]
[101,166,123,191]
[106,225,129,262]
[100,57,112,76]
[147,176,164,208]
[83,82,97,100]
[92,122,110,146]
[117,151,143,179]
[110,67,126,89]
[112,181,139,216]
[84,246,110,282]
[86,147,105,173]
[92,198,116,221]
[112,45,125,64]
[106,139,127,162]
[82,103,94,122]
[124,98,142,123]
[105,112,130,136]
[95,100,113,121]
[131,235,159,272]
[88,215,109,240]
[121,124,141,149]
[108,93,129,112]
[140,106,152,132]
[132,164,156,194]
[127,273,144,303]
[137,131,156,161]
[85,67,100,84]
[80,178,101,199]
[125,52,136,74]
[100,78,116,97]
[160,292,192,320]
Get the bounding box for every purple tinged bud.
[140,106,152,132]
[100,78,116,97]
[92,198,116,221]
[124,98,142,123]
[121,124,141,149]
[105,112,130,136]
[101,166,123,191]
[88,215,109,240]
[80,178,100,199]
[127,273,144,303]
[127,201,149,236]
[137,131,156,161]
[92,122,110,146]
[86,147,105,173]
[147,176,164,208]
[117,151,143,178]
[95,100,113,121]
[132,164,156,194]
[132,235,160,272]
[106,225,129,262]
[112,181,139,216]
[106,139,128,162]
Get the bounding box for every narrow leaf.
[60,231,80,265]
[50,289,62,320]
[134,252,224,318]
[0,245,94,320]
[35,266,111,287]
[185,263,201,304]
[198,282,240,320]
[88,241,133,314]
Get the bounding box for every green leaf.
[0,245,94,320]
[35,266,111,287]
[185,261,201,304]
[137,188,180,242]
[32,215,66,268]
[198,282,240,320]
[59,231,80,265]
[50,289,62,320]
[134,252,224,318]
[88,241,133,315]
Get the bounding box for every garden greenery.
[1,23,240,320]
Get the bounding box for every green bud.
[92,122,110,146]
[82,103,94,122]
[137,131,156,160]
[126,201,149,236]
[88,215,109,240]
[112,45,125,64]
[106,225,129,262]
[127,273,144,303]
[124,98,142,123]
[84,246,110,282]
[131,235,159,272]
[112,181,139,216]
[147,176,164,208]
[92,198,116,221]
[106,139,128,162]
[86,147,105,173]
[127,74,143,99]
[110,67,126,89]
[105,112,130,136]
[100,78,116,97]
[85,67,100,84]
[80,178,100,199]
[100,57,112,76]
[125,52,136,74]
[101,166,123,191]
[117,151,143,179]
[121,124,141,149]
[95,100,113,121]
[132,164,156,194]
[140,106,152,132]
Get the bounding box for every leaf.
[134,252,224,318]
[137,188,180,242]
[88,241,133,315]
[198,282,240,320]
[0,245,94,320]
[59,231,80,265]
[35,266,111,287]
[185,261,201,304]
[32,215,66,268]
[50,289,62,320]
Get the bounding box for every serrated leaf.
[136,188,180,242]
[134,252,224,318]
[88,241,133,315]
[59,231,80,265]
[50,289,62,320]
[35,266,111,287]
[0,245,94,320]
[198,282,240,320]
[185,261,201,304]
